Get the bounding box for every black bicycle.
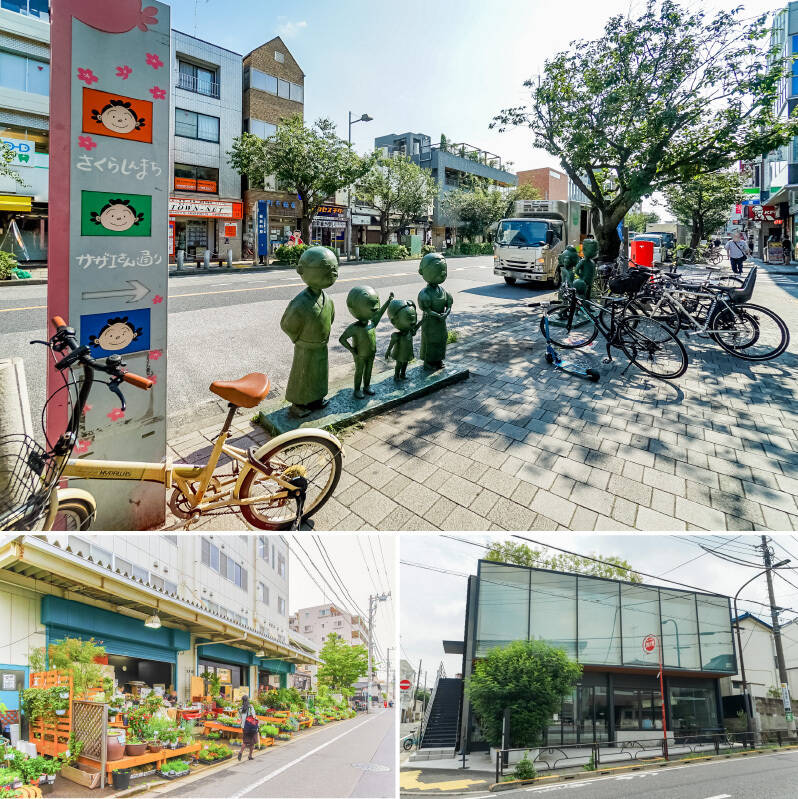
[538,285,688,380]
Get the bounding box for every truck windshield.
[496,220,549,247]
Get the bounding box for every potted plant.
[260,724,278,742]
[106,730,125,761]
[124,737,148,756]
[277,721,292,741]
[112,768,131,790]
[162,727,180,748]
[147,739,163,753]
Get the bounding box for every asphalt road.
[0,256,551,432]
[153,707,395,798]
[492,749,798,799]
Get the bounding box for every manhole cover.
[351,762,391,773]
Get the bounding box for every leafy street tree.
[441,183,508,241]
[228,115,373,243]
[466,640,582,747]
[493,1,798,259]
[317,633,369,695]
[625,210,660,234]
[485,540,641,582]
[354,154,437,244]
[1,144,23,185]
[663,171,743,247]
[505,183,543,214]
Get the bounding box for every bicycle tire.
[46,494,97,531]
[238,432,343,530]
[617,315,688,379]
[710,303,789,361]
[540,306,598,349]
[623,295,682,336]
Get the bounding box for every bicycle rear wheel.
[624,295,682,336]
[46,493,96,531]
[617,315,688,379]
[540,305,598,349]
[238,432,343,529]
[711,303,789,361]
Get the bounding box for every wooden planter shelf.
[28,670,72,757]
[80,742,202,779]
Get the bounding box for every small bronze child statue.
[385,298,421,381]
[417,252,453,369]
[338,286,393,398]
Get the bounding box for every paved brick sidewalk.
[162,264,798,532]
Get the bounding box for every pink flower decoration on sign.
[116,65,132,79]
[148,374,158,385]
[74,440,91,455]
[152,294,163,304]
[145,52,164,69]
[149,86,166,100]
[78,135,97,151]
[83,404,92,414]
[77,68,98,85]
[149,349,163,360]
[107,408,125,422]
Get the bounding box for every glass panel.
[621,585,661,666]
[697,594,736,672]
[209,542,219,571]
[289,82,303,102]
[660,589,700,670]
[175,108,197,138]
[640,690,663,730]
[26,58,48,95]
[196,67,215,96]
[0,51,27,92]
[178,61,194,76]
[577,576,621,665]
[669,685,718,734]
[197,114,219,142]
[529,570,576,658]
[561,687,578,744]
[475,563,529,656]
[252,68,277,94]
[614,687,639,730]
[277,78,290,98]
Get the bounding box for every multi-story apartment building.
[374,131,517,248]
[169,31,243,262]
[0,2,50,264]
[241,36,304,255]
[516,166,569,203]
[0,534,317,718]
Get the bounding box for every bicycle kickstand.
[602,339,613,365]
[290,476,308,531]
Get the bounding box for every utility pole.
[759,536,794,727]
[413,659,422,725]
[386,647,393,705]
[366,591,390,714]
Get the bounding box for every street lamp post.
[733,559,790,737]
[346,111,373,260]
[661,618,681,668]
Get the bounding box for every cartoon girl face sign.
[89,317,142,352]
[91,199,144,233]
[91,100,145,136]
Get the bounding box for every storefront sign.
[174,177,196,191]
[313,218,346,230]
[352,214,371,225]
[751,205,777,221]
[315,204,346,219]
[197,179,216,193]
[1,137,37,167]
[168,219,174,255]
[48,0,171,530]
[768,242,785,263]
[256,199,269,256]
[2,673,16,690]
[223,223,237,238]
[169,197,242,218]
[642,634,657,654]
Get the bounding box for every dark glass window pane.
[621,585,661,666]
[175,109,197,138]
[197,114,219,142]
[530,570,576,658]
[577,577,621,665]
[660,589,700,670]
[475,563,529,656]
[669,685,718,734]
[698,595,736,672]
[614,688,640,730]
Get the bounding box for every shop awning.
[0,195,32,212]
[0,536,319,666]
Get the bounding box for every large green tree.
[625,210,660,234]
[317,633,369,694]
[228,115,373,242]
[492,1,798,259]
[663,171,743,247]
[354,154,437,244]
[466,640,582,748]
[485,540,641,583]
[441,184,508,241]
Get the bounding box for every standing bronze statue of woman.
[417,252,453,369]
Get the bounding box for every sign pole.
[643,633,668,760]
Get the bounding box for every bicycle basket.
[609,269,649,295]
[0,434,58,531]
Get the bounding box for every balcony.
[177,72,220,99]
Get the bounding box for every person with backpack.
[725,231,749,274]
[783,235,792,265]
[239,695,259,761]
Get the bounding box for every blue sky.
[168,0,778,175]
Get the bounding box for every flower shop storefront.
[258,659,295,692]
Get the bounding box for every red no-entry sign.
[642,634,657,654]
[400,679,412,691]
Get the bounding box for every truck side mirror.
[545,229,554,245]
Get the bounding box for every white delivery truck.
[493,199,585,287]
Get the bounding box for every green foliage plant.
[317,633,369,693]
[357,244,409,261]
[583,752,597,771]
[512,753,537,781]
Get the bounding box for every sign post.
[643,634,668,760]
[256,200,269,264]
[48,0,170,529]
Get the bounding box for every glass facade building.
[461,562,736,749]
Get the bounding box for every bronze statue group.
[280,248,454,418]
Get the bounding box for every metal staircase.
[412,663,462,759]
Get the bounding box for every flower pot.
[125,742,148,756]
[147,742,163,752]
[47,775,56,784]
[55,709,66,716]
[106,734,125,761]
[112,770,131,790]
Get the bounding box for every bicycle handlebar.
[122,372,154,390]
[51,315,67,330]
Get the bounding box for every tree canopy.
[317,633,369,694]
[663,171,743,246]
[441,183,508,241]
[466,640,582,748]
[0,144,22,185]
[625,210,660,234]
[485,540,641,582]
[228,115,373,242]
[493,0,798,258]
[354,154,437,244]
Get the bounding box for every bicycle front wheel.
[239,432,343,530]
[711,303,789,361]
[624,295,682,337]
[540,306,598,349]
[46,492,97,531]
[617,315,688,379]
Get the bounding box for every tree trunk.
[690,212,701,248]
[380,214,389,245]
[595,220,623,260]
[300,215,311,244]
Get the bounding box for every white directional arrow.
[81,280,151,304]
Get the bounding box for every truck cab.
[493,200,569,287]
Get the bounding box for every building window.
[277,554,286,578]
[577,577,621,665]
[258,537,269,563]
[289,82,303,103]
[258,581,269,605]
[249,67,277,94]
[175,109,219,142]
[149,573,164,591]
[177,60,219,97]
[0,0,48,17]
[245,118,277,139]
[0,51,49,95]
[274,50,284,63]
[162,535,178,546]
[668,685,718,734]
[278,597,286,616]
[115,557,132,575]
[303,625,312,632]
[247,66,302,103]
[174,163,219,193]
[272,544,275,567]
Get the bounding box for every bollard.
[203,249,211,270]
[354,245,360,261]
[176,249,185,272]
[0,358,34,503]
[227,248,233,269]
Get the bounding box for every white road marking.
[703,795,731,799]
[229,712,384,798]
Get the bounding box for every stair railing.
[417,661,447,750]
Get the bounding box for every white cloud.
[277,19,308,38]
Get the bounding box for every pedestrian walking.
[239,695,259,761]
[783,235,792,265]
[725,231,749,274]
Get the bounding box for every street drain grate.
[351,762,391,772]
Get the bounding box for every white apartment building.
[0,534,317,718]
